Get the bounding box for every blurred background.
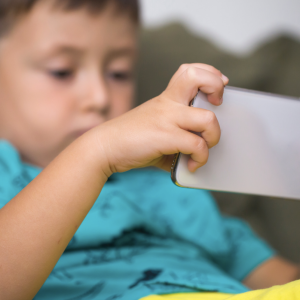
[136,0,300,264]
[140,0,300,56]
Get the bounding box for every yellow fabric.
[140,279,300,300]
[140,292,231,299]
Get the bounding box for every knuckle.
[196,144,209,164]
[190,136,209,165]
[203,110,217,126]
[207,77,225,100]
[185,66,198,81]
[208,65,219,73]
[178,64,189,73]
[193,136,207,153]
[216,77,225,90]
[216,69,223,77]
[202,64,221,76]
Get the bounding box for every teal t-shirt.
[0,140,275,300]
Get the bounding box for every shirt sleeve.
[215,216,276,281]
[0,140,40,208]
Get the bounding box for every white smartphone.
[171,86,300,200]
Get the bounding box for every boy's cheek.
[108,83,135,119]
[15,70,78,123]
[4,79,77,144]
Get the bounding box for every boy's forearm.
[0,130,109,300]
[243,256,300,290]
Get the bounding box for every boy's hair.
[0,0,139,36]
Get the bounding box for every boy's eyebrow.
[106,48,137,60]
[42,46,136,60]
[46,46,84,58]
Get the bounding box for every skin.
[0,0,137,167]
[0,1,298,299]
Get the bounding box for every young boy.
[0,0,299,299]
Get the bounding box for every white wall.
[140,0,300,56]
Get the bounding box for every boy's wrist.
[78,127,114,180]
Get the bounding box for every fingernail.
[221,74,229,84]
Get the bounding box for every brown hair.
[0,0,139,36]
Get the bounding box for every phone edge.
[171,153,185,187]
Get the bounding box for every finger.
[170,128,210,172]
[155,154,176,172]
[164,66,225,106]
[168,63,223,87]
[167,63,229,89]
[176,106,221,148]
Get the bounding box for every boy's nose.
[80,73,110,115]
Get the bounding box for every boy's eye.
[49,69,74,80]
[107,71,133,82]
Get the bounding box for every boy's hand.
[96,64,229,176]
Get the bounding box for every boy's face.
[0,1,137,167]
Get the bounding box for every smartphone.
[171,86,300,200]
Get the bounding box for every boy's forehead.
[4,0,137,57]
